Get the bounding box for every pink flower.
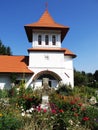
[37,106,41,112]
[51,109,56,114]
[72,108,77,111]
[43,109,47,113]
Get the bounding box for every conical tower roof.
[24,9,69,42]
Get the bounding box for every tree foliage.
[74,69,98,88]
[0,40,12,55]
[94,70,98,82]
[74,70,87,86]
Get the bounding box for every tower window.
[38,35,42,45]
[45,35,49,45]
[52,35,56,45]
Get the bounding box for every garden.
[0,84,98,130]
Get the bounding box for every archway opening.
[33,70,61,88]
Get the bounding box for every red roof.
[0,56,33,73]
[28,48,76,58]
[24,9,69,42]
[0,49,76,73]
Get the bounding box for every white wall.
[29,51,65,68]
[0,74,34,90]
[63,56,74,87]
[28,50,74,87]
[0,74,11,89]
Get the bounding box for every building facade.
[0,9,76,89]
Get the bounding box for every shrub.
[0,100,22,130]
[1,85,98,130]
[0,89,8,98]
[8,87,17,98]
[82,106,98,130]
[0,113,21,130]
[17,87,42,111]
[18,95,41,111]
[56,84,73,96]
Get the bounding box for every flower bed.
[0,86,98,130]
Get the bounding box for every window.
[44,55,49,60]
[15,79,25,86]
[52,35,56,45]
[38,35,42,45]
[45,35,49,45]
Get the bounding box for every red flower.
[83,116,89,121]
[70,100,76,105]
[78,103,82,107]
[74,98,79,102]
[81,107,86,111]
[59,109,64,113]
[28,98,32,101]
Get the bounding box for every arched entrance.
[33,70,61,88]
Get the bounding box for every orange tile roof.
[28,47,76,58]
[0,56,33,73]
[24,9,69,42]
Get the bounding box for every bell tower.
[24,9,69,48]
[24,9,76,88]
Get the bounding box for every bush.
[8,87,17,98]
[18,95,41,111]
[0,89,8,98]
[0,113,22,130]
[0,101,22,130]
[56,84,73,96]
[82,106,98,130]
[1,85,98,130]
[17,87,41,111]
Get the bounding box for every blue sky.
[0,0,98,73]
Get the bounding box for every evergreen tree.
[0,40,12,55]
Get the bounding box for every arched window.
[52,35,56,45]
[45,35,49,45]
[38,35,42,45]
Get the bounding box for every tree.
[74,70,88,86]
[87,73,94,83]
[74,69,98,88]
[0,40,12,55]
[94,70,98,82]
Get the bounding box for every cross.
[45,2,48,10]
